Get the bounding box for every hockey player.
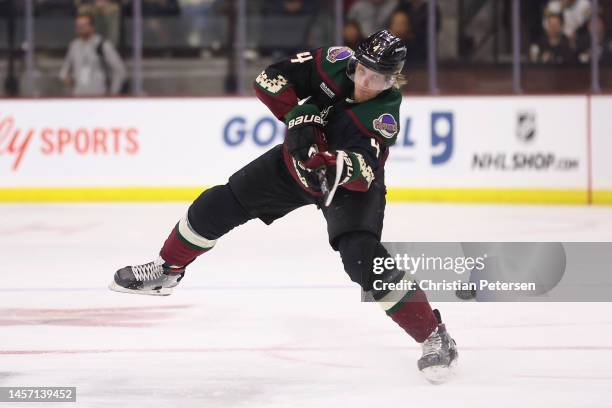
[110,30,457,383]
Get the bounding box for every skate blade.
[108,281,173,296]
[420,360,458,385]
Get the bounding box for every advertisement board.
[388,97,587,188]
[0,96,608,204]
[591,96,612,205]
[0,99,274,188]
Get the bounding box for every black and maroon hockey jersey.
[253,46,402,195]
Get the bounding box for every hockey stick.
[309,145,334,207]
[315,168,331,205]
[315,151,346,207]
[308,147,345,207]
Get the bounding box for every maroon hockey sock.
[386,288,439,343]
[159,225,211,267]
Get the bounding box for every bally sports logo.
[373,113,398,139]
[0,114,139,171]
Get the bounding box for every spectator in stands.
[60,13,126,96]
[305,1,336,51]
[77,0,121,47]
[260,0,319,56]
[524,0,550,53]
[343,19,365,50]
[396,0,441,62]
[387,9,416,63]
[545,0,591,45]
[576,13,612,64]
[347,0,398,36]
[530,12,576,64]
[180,0,220,49]
[119,0,181,50]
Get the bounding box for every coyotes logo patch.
[326,46,353,63]
[372,113,398,139]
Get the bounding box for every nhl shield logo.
[517,111,536,143]
[326,46,353,63]
[373,113,398,139]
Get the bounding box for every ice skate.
[109,257,185,296]
[418,309,458,384]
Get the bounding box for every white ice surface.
[1,202,612,408]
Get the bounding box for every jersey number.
[371,139,380,158]
[291,52,313,64]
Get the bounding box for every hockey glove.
[304,150,353,206]
[285,104,327,163]
[305,149,376,195]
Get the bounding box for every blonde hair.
[394,73,408,89]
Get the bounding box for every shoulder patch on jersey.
[345,87,402,146]
[255,71,288,94]
[372,113,398,139]
[326,46,353,63]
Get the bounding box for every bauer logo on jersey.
[373,114,398,139]
[287,114,324,129]
[326,47,353,63]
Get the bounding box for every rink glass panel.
[404,0,597,94]
[131,1,230,96]
[520,0,592,93]
[4,0,609,97]
[401,0,517,94]
[242,0,336,97]
[15,1,231,97]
